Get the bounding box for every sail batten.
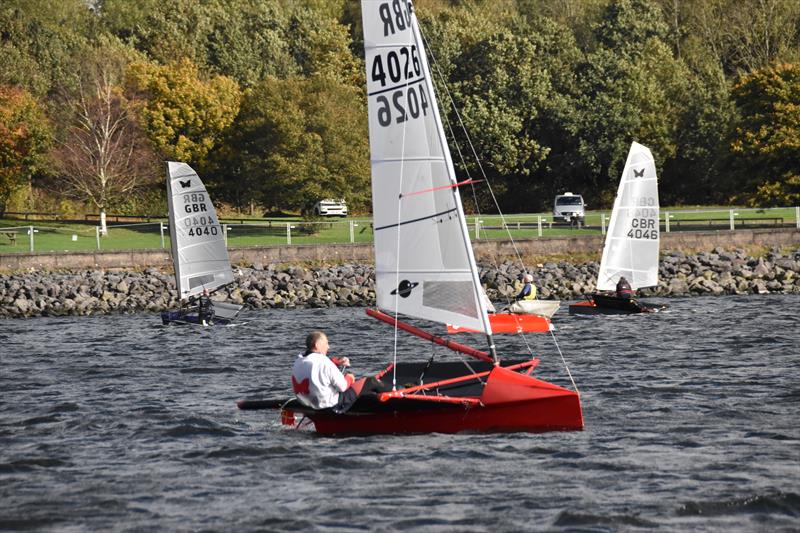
[597,142,660,291]
[166,161,234,299]
[368,78,427,97]
[373,157,446,163]
[361,0,491,334]
[374,207,459,231]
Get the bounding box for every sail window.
[189,274,215,290]
[422,281,478,318]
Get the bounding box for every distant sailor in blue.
[515,273,537,301]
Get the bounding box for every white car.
[553,192,586,227]
[313,199,348,217]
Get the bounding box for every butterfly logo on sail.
[179,179,192,188]
[633,168,645,178]
[391,279,419,298]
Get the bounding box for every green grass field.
[0,206,796,254]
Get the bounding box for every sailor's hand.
[331,356,351,368]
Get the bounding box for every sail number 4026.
[371,46,429,127]
[376,86,429,127]
[372,46,421,86]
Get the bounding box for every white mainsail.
[361,0,491,334]
[597,142,660,291]
[166,161,234,300]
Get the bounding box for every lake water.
[1,295,798,532]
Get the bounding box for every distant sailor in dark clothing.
[616,276,633,299]
[198,288,215,325]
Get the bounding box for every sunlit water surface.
[1,295,798,531]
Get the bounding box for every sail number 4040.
[187,226,218,237]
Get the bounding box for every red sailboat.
[238,309,582,434]
[237,0,582,434]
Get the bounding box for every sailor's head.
[619,276,627,283]
[305,331,329,355]
[523,274,533,283]
[202,288,209,296]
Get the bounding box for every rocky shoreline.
[2,247,798,319]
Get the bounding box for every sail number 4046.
[627,218,657,239]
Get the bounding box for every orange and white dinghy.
[447,312,553,334]
[237,0,583,435]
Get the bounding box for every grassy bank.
[0,206,796,254]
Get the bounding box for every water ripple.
[0,295,797,531]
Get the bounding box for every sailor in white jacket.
[291,331,354,410]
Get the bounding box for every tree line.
[1,0,798,229]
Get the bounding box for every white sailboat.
[161,162,242,325]
[570,142,664,314]
[237,0,583,434]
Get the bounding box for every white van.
[553,193,586,227]
[313,199,348,217]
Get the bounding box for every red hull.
[298,366,583,435]
[447,313,552,334]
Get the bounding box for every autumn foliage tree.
[51,51,158,234]
[126,58,241,165]
[210,74,369,215]
[729,62,800,206]
[0,85,51,214]
[3,0,800,216]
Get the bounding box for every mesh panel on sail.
[189,274,215,289]
[422,281,478,318]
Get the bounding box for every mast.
[165,162,182,298]
[407,1,498,362]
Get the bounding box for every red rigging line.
[399,178,483,198]
[378,359,540,401]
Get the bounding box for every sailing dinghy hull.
[273,361,583,435]
[507,300,560,318]
[569,294,664,315]
[161,301,243,326]
[447,313,552,334]
[160,310,235,326]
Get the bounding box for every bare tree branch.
[51,51,158,233]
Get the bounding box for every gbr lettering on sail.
[181,192,220,238]
[369,0,430,128]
